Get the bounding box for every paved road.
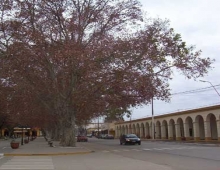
[0,138,220,170]
[78,137,220,170]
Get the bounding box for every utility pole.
[130,114,132,134]
[152,96,155,140]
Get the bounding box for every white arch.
[185,116,194,140]
[136,123,140,137]
[155,121,161,139]
[125,125,128,135]
[169,119,176,140]
[145,122,150,138]
[128,124,132,134]
[140,123,145,138]
[132,124,136,134]
[195,115,205,140]
[162,120,168,139]
[177,118,184,140]
[206,113,218,140]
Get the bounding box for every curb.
[1,151,94,157]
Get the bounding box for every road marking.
[112,150,120,152]
[122,149,130,152]
[173,147,188,149]
[102,150,110,153]
[102,147,201,153]
[186,147,195,149]
[153,148,166,150]
[0,156,54,169]
[143,147,190,151]
[131,149,141,151]
[159,148,175,150]
[143,148,152,151]
[0,153,4,160]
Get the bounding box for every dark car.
[120,134,141,145]
[105,134,114,139]
[77,135,88,142]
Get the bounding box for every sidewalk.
[1,137,93,156]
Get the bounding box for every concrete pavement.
[1,137,219,156]
[1,137,220,170]
[0,138,175,170]
[0,137,93,156]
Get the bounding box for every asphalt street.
[79,137,220,170]
[0,137,220,170]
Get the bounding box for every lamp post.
[130,114,132,134]
[21,127,24,145]
[200,80,220,98]
[17,125,24,145]
[97,117,99,139]
[27,129,30,141]
[152,96,155,140]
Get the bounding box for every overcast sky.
[126,0,220,121]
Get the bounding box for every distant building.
[85,122,116,136]
[1,127,41,138]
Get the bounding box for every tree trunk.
[59,109,76,147]
[45,130,51,139]
[51,124,60,141]
[59,122,76,146]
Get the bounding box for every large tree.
[0,0,213,146]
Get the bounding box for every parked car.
[77,135,88,142]
[101,134,107,139]
[87,134,92,138]
[97,134,106,139]
[105,134,114,139]
[120,134,141,145]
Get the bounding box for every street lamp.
[130,114,132,134]
[152,96,155,140]
[21,127,24,145]
[200,80,220,98]
[17,125,24,145]
[18,125,30,145]
[97,117,100,139]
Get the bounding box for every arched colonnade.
[115,106,220,141]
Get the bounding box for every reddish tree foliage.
[0,0,213,146]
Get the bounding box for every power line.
[171,84,220,96]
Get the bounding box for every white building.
[115,104,220,141]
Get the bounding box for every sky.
[125,0,220,121]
